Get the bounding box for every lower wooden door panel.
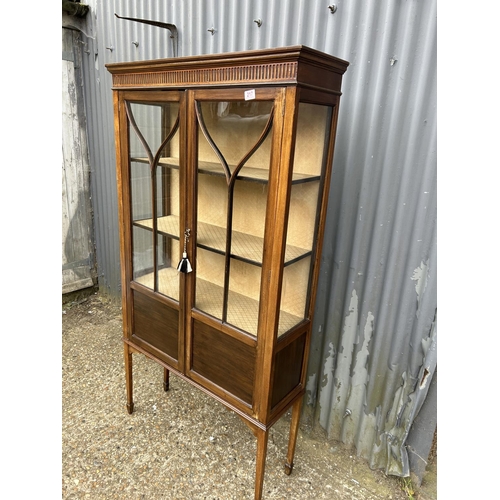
[131,290,179,364]
[190,319,256,406]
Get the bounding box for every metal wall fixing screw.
[329,5,337,14]
[106,45,114,51]
[254,18,262,27]
[207,27,215,35]
[343,408,352,418]
[132,41,139,47]
[390,56,398,66]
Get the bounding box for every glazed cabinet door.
[185,88,284,411]
[119,91,186,370]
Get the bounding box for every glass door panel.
[126,100,181,301]
[278,103,333,336]
[130,159,153,281]
[194,99,274,336]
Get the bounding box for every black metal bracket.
[115,13,178,57]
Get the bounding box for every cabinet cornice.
[106,45,348,92]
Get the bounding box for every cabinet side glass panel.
[194,100,274,336]
[127,101,181,301]
[278,103,333,336]
[131,160,153,281]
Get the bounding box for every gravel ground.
[62,291,437,500]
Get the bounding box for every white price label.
[244,89,256,101]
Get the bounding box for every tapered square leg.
[163,367,170,392]
[124,343,134,414]
[254,428,269,500]
[285,396,303,475]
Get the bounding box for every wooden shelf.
[132,273,301,338]
[134,266,180,301]
[135,215,180,240]
[134,215,311,265]
[195,278,301,337]
[131,156,320,184]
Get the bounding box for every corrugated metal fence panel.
[301,1,437,477]
[76,0,437,478]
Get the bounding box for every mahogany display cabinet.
[107,45,348,500]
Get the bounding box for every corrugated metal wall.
[71,0,437,479]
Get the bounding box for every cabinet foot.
[284,462,293,475]
[126,402,134,414]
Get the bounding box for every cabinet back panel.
[132,291,179,360]
[191,320,255,404]
[271,333,306,409]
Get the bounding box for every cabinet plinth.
[107,45,348,500]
